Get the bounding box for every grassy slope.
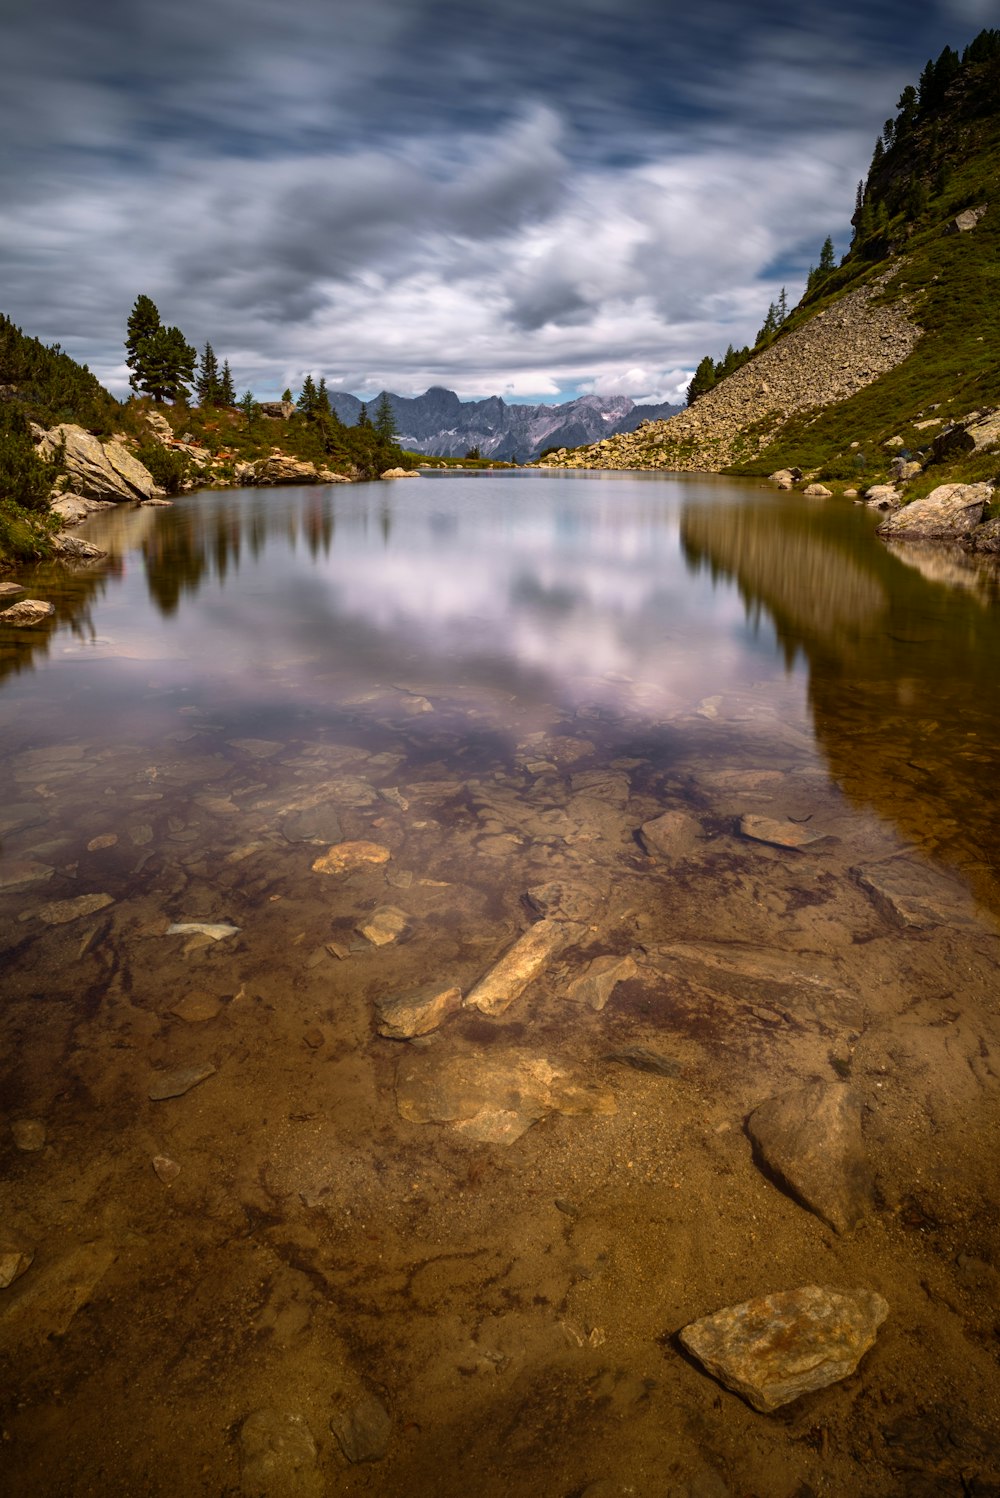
[731,97,1000,488]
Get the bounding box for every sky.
[2,0,993,406]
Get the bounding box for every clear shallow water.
[2,472,1000,1497]
[2,470,999,908]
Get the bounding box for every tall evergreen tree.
[357,402,371,429]
[219,360,236,405]
[374,392,397,443]
[196,341,221,406]
[686,356,716,406]
[297,374,318,418]
[125,295,195,402]
[317,377,332,415]
[238,390,259,432]
[818,236,836,274]
[125,295,161,395]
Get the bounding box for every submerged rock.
[525,879,600,922]
[602,1046,681,1078]
[466,919,577,1016]
[852,859,978,930]
[396,1047,616,1144]
[746,1081,872,1234]
[356,905,408,946]
[330,1393,392,1463]
[148,1064,217,1101]
[10,1118,46,1151]
[639,809,703,860]
[0,1246,34,1290]
[566,955,639,1012]
[239,1409,322,1497]
[311,841,391,875]
[376,985,462,1039]
[166,921,240,941]
[35,892,114,925]
[679,1285,888,1413]
[739,814,827,850]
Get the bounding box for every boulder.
[889,457,922,482]
[876,483,991,540]
[253,455,322,485]
[803,483,832,498]
[380,467,419,479]
[566,954,639,1012]
[258,401,295,421]
[932,410,1000,462]
[35,424,156,502]
[1,599,55,627]
[143,411,174,443]
[746,1081,872,1233]
[51,534,107,560]
[50,493,115,525]
[639,810,702,860]
[679,1285,888,1413]
[768,469,797,489]
[864,484,900,510]
[943,205,988,234]
[376,985,462,1039]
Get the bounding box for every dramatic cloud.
[0,0,978,402]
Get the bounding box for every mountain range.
[327,387,681,462]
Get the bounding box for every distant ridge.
[328,386,681,462]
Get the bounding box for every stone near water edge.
[34,892,114,926]
[330,1393,392,1463]
[639,809,703,860]
[86,833,119,851]
[148,1064,217,1101]
[356,905,408,947]
[679,1285,889,1413]
[152,1155,180,1183]
[1,599,56,628]
[864,485,901,510]
[0,581,25,599]
[466,919,578,1016]
[803,483,832,498]
[852,859,977,930]
[376,985,462,1039]
[746,1081,872,1234]
[876,482,991,541]
[0,1247,34,1290]
[566,955,639,1012]
[168,993,223,1023]
[239,1409,323,1497]
[52,533,107,560]
[11,1118,46,1151]
[311,840,391,875]
[739,814,827,850]
[396,1047,617,1145]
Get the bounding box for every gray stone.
[52,533,107,560]
[35,424,156,502]
[566,955,639,1011]
[639,810,702,860]
[739,814,827,850]
[747,1081,872,1234]
[1,599,55,627]
[525,879,600,922]
[876,483,991,541]
[281,804,343,844]
[330,1394,392,1463]
[864,485,901,510]
[396,1047,616,1144]
[803,483,832,498]
[148,1064,217,1101]
[239,1409,322,1497]
[466,919,577,1016]
[944,205,988,234]
[376,985,462,1039]
[971,517,1000,555]
[679,1285,888,1413]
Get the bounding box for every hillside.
[540,29,1000,493]
[330,387,681,462]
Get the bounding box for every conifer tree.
[357,402,371,429]
[124,295,195,403]
[686,356,716,406]
[297,374,318,418]
[196,341,221,406]
[219,360,236,405]
[317,377,332,415]
[238,390,259,432]
[374,392,396,443]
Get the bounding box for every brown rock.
[11,1118,46,1151]
[466,919,577,1016]
[639,810,702,859]
[739,814,827,850]
[148,1064,216,1101]
[356,905,408,946]
[679,1285,888,1413]
[169,993,223,1023]
[876,483,990,541]
[376,985,462,1038]
[1,599,56,627]
[311,841,391,874]
[35,892,114,925]
[747,1081,872,1233]
[566,955,639,1012]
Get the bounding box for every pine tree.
[196,341,221,406]
[124,295,195,403]
[297,374,318,418]
[219,360,236,405]
[357,402,371,429]
[818,236,836,275]
[238,390,259,432]
[374,392,396,443]
[686,356,716,406]
[281,387,293,404]
[317,377,332,415]
[777,286,788,322]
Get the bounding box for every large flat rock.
[395,1047,616,1144]
[747,1081,872,1233]
[876,482,990,540]
[852,858,981,930]
[680,1285,888,1413]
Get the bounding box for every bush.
[136,441,188,494]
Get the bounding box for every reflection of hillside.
[682,495,1000,912]
[0,558,115,688]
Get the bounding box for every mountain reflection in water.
[681,492,1000,911]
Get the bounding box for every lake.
[2,471,999,1496]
